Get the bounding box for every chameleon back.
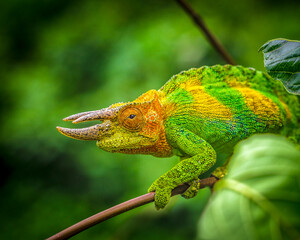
[158,65,299,156]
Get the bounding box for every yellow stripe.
[234,87,282,123]
[182,81,233,120]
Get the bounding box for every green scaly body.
[57,65,299,209]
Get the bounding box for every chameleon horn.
[63,110,99,121]
[56,124,101,140]
[63,107,119,124]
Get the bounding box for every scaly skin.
[57,65,299,210]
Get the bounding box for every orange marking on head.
[115,89,172,157]
[133,89,158,103]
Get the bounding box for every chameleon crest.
[57,65,299,209]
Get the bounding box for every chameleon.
[57,65,299,210]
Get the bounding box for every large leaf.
[260,39,300,95]
[197,134,300,240]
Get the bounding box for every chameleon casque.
[57,65,299,209]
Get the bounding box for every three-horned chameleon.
[57,65,299,209]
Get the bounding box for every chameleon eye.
[128,114,136,119]
[119,107,144,131]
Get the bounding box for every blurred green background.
[0,0,299,239]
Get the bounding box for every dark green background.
[0,0,299,239]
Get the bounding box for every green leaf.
[260,39,300,95]
[197,134,300,240]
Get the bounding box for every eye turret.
[119,107,144,131]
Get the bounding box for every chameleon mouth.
[56,107,119,141]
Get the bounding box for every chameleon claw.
[181,179,201,199]
[154,187,172,210]
[148,181,173,210]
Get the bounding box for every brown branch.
[47,176,218,240]
[176,0,236,65]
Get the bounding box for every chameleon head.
[56,90,168,155]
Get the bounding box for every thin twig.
[47,176,218,240]
[176,0,236,65]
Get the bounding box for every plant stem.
[176,0,236,65]
[47,176,218,240]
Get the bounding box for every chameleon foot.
[148,182,172,210]
[181,179,201,199]
[212,165,228,179]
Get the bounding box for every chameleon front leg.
[148,125,216,209]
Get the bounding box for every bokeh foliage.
[0,0,299,239]
[198,135,300,240]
